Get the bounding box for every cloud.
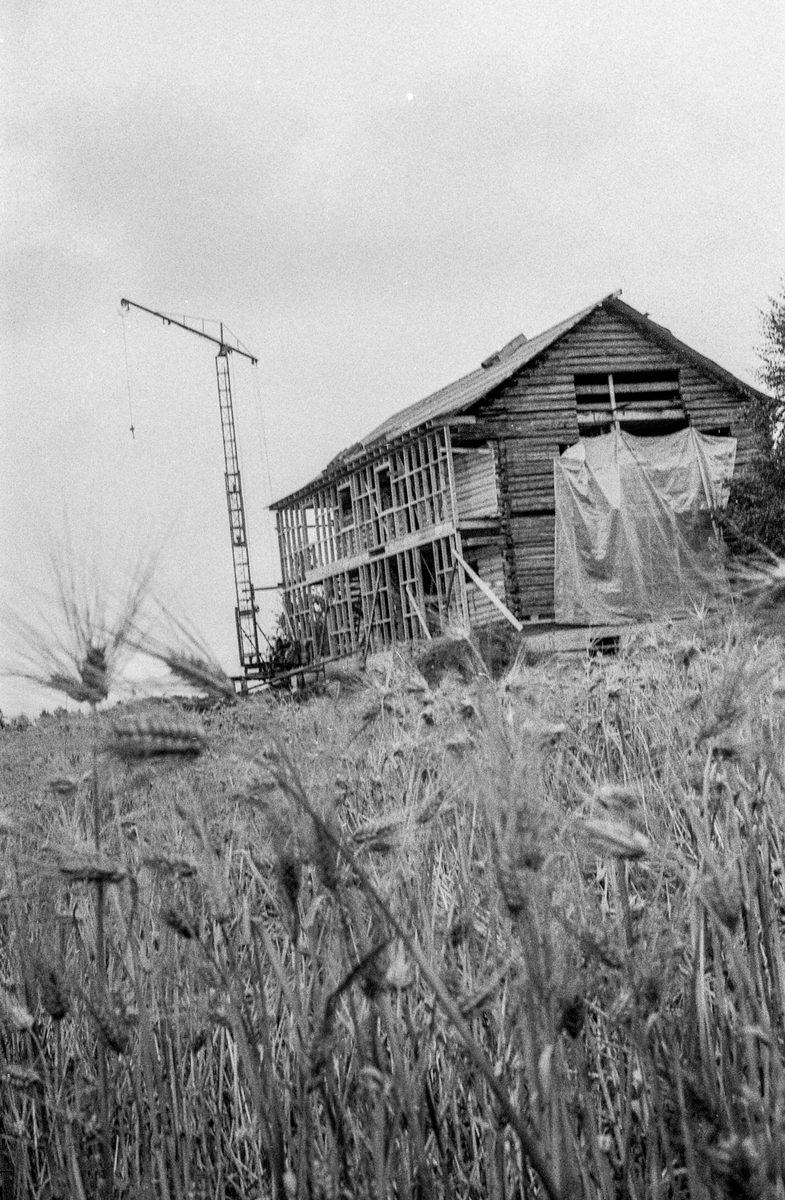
[6,27,783,362]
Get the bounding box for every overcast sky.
[2,0,784,715]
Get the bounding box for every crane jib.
[119,298,258,364]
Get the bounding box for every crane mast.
[120,298,265,678]
[215,348,262,672]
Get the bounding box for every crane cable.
[228,353,277,580]
[251,361,278,572]
[120,306,136,438]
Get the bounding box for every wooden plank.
[459,516,503,532]
[577,409,686,426]
[461,535,507,550]
[443,560,459,615]
[576,380,681,397]
[454,551,523,632]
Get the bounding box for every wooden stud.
[362,566,384,666]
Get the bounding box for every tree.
[724,281,785,556]
[760,284,785,408]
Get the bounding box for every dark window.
[377,466,393,511]
[574,368,684,433]
[419,543,437,595]
[574,368,681,407]
[338,485,353,525]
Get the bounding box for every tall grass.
[1,601,784,1197]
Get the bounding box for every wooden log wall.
[453,447,499,518]
[509,515,556,618]
[465,546,507,626]
[476,305,756,620]
[678,363,757,469]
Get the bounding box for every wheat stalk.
[104,714,207,759]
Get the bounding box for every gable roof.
[271,292,769,508]
[353,293,614,451]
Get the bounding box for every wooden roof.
[271,293,769,509]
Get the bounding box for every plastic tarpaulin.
[554,427,736,624]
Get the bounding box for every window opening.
[376,466,393,511]
[419,543,438,594]
[575,369,683,432]
[338,485,353,526]
[418,543,441,634]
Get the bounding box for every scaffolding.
[275,427,471,661]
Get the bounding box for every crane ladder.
[216,351,262,671]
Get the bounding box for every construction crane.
[120,298,268,682]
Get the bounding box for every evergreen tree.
[724,282,785,555]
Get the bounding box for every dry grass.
[1,599,785,1197]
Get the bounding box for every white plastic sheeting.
[554,427,736,624]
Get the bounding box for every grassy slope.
[0,616,784,1199]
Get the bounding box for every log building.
[270,293,767,661]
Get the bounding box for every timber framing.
[271,293,769,662]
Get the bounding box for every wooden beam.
[405,584,432,640]
[303,521,455,585]
[281,606,296,640]
[453,551,523,633]
[459,534,507,548]
[608,373,618,428]
[443,559,459,620]
[577,408,686,426]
